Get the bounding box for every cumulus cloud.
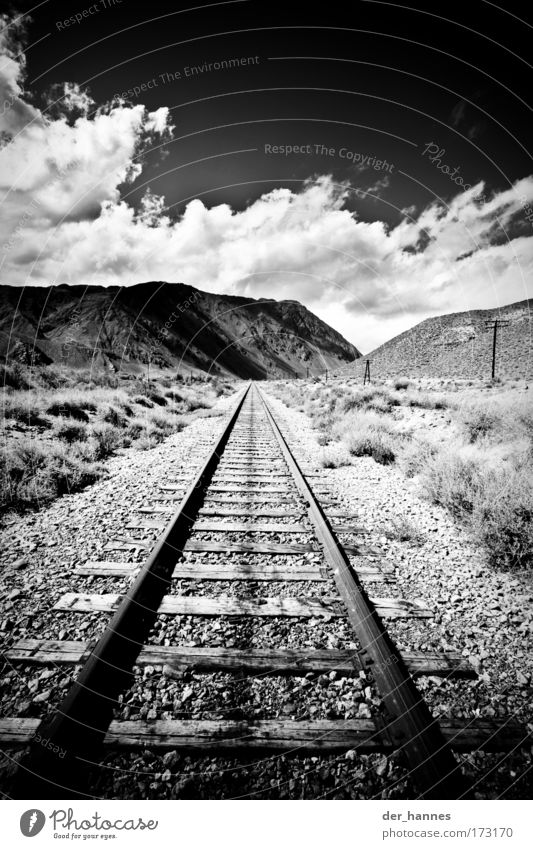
[0,15,532,352]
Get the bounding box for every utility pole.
[363,360,371,385]
[484,319,510,379]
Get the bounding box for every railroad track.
[2,382,527,799]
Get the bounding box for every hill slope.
[334,300,532,382]
[0,282,360,379]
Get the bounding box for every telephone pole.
[363,360,371,385]
[484,319,510,379]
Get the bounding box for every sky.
[0,0,532,352]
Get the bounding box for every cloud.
[0,16,532,353]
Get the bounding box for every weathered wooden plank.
[77,561,141,576]
[331,524,370,534]
[191,522,309,533]
[183,540,317,554]
[344,544,381,557]
[209,486,293,494]
[54,593,431,619]
[203,495,299,504]
[214,475,291,482]
[198,508,305,519]
[221,461,285,468]
[4,640,476,678]
[76,561,325,581]
[100,718,527,752]
[76,558,391,581]
[103,538,151,551]
[54,593,343,618]
[1,718,523,753]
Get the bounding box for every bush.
[2,398,50,427]
[90,423,123,459]
[1,364,30,390]
[399,438,437,478]
[132,395,154,408]
[46,400,90,421]
[394,378,412,391]
[0,439,102,513]
[54,419,88,443]
[474,465,533,569]
[383,516,425,546]
[101,405,128,428]
[461,403,501,443]
[407,392,447,410]
[318,444,352,468]
[418,445,533,569]
[146,389,168,406]
[334,411,398,465]
[165,390,186,402]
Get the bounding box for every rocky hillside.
[334,300,532,382]
[0,282,359,379]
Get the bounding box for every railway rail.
[2,382,528,799]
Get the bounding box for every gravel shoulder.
[262,386,533,799]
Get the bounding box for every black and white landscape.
[0,0,532,810]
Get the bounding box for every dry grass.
[1,368,235,514]
[269,378,533,570]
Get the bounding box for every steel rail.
[256,383,468,799]
[12,384,251,799]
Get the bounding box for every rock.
[33,689,52,704]
[376,756,388,777]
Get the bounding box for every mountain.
[0,282,360,379]
[333,300,532,382]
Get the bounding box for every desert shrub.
[318,444,352,468]
[417,444,533,569]
[126,418,146,439]
[54,419,88,443]
[135,433,160,451]
[407,392,447,410]
[473,464,533,569]
[1,364,30,390]
[399,438,438,478]
[0,439,101,512]
[383,516,425,546]
[2,398,50,427]
[165,390,186,403]
[418,446,482,517]
[46,400,90,421]
[184,396,211,412]
[461,403,501,443]
[146,389,167,406]
[132,394,154,408]
[338,387,400,415]
[149,410,185,435]
[35,366,67,389]
[101,405,128,428]
[90,423,123,459]
[394,377,412,391]
[334,410,398,465]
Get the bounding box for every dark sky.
[13,0,533,225]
